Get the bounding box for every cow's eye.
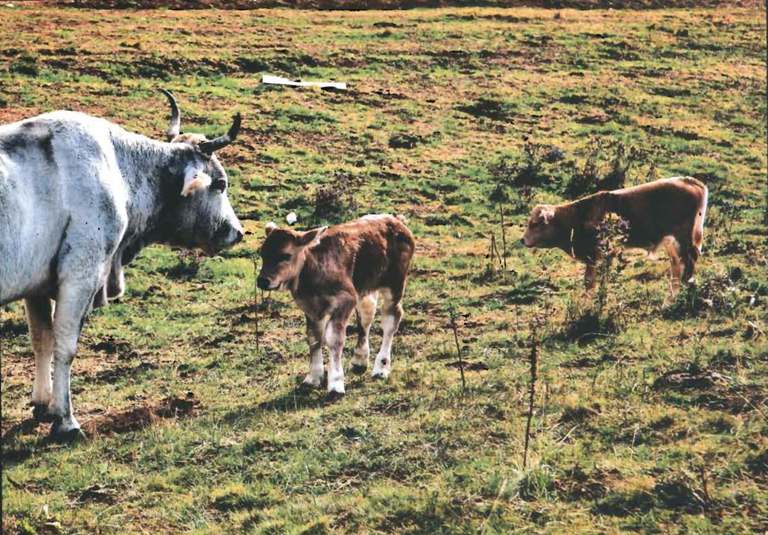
[278,253,291,263]
[211,179,226,193]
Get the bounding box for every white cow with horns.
[0,90,244,441]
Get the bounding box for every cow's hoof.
[32,404,55,423]
[371,371,390,380]
[48,426,87,444]
[325,390,345,403]
[351,363,368,374]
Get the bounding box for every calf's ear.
[297,226,328,247]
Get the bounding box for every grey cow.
[0,94,244,441]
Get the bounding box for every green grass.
[1,4,767,534]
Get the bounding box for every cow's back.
[0,112,125,304]
[611,177,706,248]
[320,215,414,295]
[354,215,413,293]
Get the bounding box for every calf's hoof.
[371,370,390,380]
[299,374,324,390]
[325,389,345,403]
[351,363,368,374]
[32,404,55,423]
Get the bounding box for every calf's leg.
[681,241,699,284]
[323,294,355,397]
[583,262,597,290]
[303,316,325,388]
[372,289,404,380]
[351,292,377,373]
[663,238,684,294]
[25,297,55,421]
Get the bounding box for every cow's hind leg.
[24,297,55,421]
[302,316,325,389]
[351,292,377,373]
[372,288,404,380]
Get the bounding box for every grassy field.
[1,4,766,534]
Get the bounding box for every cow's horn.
[159,88,181,141]
[199,113,241,155]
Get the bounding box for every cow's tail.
[688,177,708,256]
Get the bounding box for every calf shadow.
[224,376,364,424]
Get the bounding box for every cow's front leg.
[24,297,55,421]
[49,281,99,441]
[302,316,325,388]
[323,295,355,399]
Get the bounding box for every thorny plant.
[312,170,362,224]
[489,141,543,215]
[566,138,653,198]
[523,314,545,470]
[562,216,630,342]
[705,200,739,253]
[593,216,631,314]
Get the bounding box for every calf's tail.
[691,180,708,256]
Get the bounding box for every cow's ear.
[265,221,278,236]
[297,226,327,247]
[180,163,210,197]
[540,206,555,225]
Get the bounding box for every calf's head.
[159,89,244,255]
[257,223,327,291]
[522,205,560,248]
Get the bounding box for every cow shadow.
[1,418,38,468]
[1,418,85,469]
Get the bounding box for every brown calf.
[522,177,708,290]
[257,214,415,398]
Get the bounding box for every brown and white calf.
[522,177,708,290]
[257,214,415,397]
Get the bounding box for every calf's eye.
[278,253,291,263]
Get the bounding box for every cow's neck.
[554,200,604,262]
[292,247,339,300]
[111,132,188,246]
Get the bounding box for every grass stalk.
[449,308,466,394]
[523,322,539,470]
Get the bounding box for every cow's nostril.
[235,229,244,243]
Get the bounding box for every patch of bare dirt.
[81,392,201,436]
[653,366,767,415]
